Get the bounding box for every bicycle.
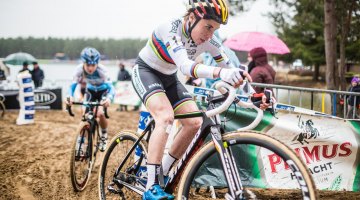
[67,99,109,192]
[0,93,5,118]
[98,82,317,200]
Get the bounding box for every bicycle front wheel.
[177,131,317,200]
[70,121,94,192]
[98,130,148,200]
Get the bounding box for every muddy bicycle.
[98,82,317,200]
[67,100,109,192]
[0,93,5,118]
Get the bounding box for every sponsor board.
[190,89,360,191]
[34,90,57,106]
[137,111,151,132]
[113,81,141,106]
[262,113,359,190]
[1,88,62,110]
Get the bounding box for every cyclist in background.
[66,47,115,152]
[131,0,269,199]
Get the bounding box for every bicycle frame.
[112,91,246,199]
[167,97,245,198]
[67,101,109,161]
[84,105,100,159]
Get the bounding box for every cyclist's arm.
[68,66,83,97]
[104,82,115,101]
[165,35,217,79]
[206,37,236,69]
[98,65,115,101]
[68,83,78,97]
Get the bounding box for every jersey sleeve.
[67,65,83,97]
[105,82,115,101]
[157,21,216,79]
[206,37,236,69]
[97,65,115,100]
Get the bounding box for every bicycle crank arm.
[113,179,145,195]
[107,182,125,195]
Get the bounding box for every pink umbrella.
[224,31,290,55]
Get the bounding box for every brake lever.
[66,97,75,117]
[264,89,277,118]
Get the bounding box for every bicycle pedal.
[107,184,123,195]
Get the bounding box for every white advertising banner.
[113,81,141,106]
[261,113,359,191]
[190,86,360,191]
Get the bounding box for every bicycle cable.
[221,102,237,130]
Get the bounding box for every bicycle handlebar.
[66,101,109,119]
[236,100,263,131]
[205,82,236,118]
[205,81,264,131]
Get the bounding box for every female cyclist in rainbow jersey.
[131,1,268,199]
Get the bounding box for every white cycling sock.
[146,164,161,190]
[162,153,178,176]
[101,129,107,138]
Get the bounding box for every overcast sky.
[0,0,275,40]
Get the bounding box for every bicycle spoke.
[99,131,147,200]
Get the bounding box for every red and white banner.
[261,113,359,190]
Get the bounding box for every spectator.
[248,47,276,94]
[116,62,138,111]
[19,61,30,73]
[31,61,45,88]
[247,55,256,74]
[117,62,131,81]
[0,61,9,81]
[346,76,360,119]
[0,61,10,89]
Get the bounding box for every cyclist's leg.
[145,94,174,198]
[131,64,175,199]
[96,89,110,151]
[161,102,202,176]
[98,111,108,151]
[162,79,203,175]
[171,102,202,157]
[90,89,109,129]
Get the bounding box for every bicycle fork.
[210,126,245,200]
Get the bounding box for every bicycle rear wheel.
[177,131,317,200]
[98,130,148,200]
[70,121,94,191]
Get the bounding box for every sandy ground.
[0,107,139,200]
[1,106,360,200]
